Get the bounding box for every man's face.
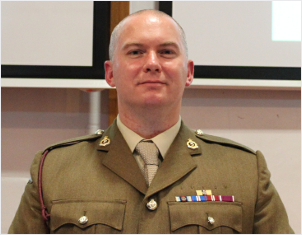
[105,13,194,109]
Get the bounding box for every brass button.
[78,215,88,225]
[95,129,104,135]
[196,129,203,135]
[146,199,157,211]
[208,216,215,225]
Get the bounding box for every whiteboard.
[173,1,301,67]
[1,2,94,66]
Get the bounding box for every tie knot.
[135,140,159,165]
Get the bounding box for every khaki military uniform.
[9,120,293,233]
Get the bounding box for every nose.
[143,51,161,73]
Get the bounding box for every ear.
[104,60,116,87]
[185,60,194,87]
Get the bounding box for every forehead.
[117,13,183,47]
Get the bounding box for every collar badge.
[99,136,110,146]
[187,138,198,149]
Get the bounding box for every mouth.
[139,80,166,85]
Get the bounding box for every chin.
[142,95,169,106]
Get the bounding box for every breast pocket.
[168,201,242,234]
[50,200,126,234]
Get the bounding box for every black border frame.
[159,1,300,81]
[1,2,110,79]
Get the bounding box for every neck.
[118,105,180,139]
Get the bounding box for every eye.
[130,50,140,55]
[127,50,144,56]
[161,49,174,54]
[159,49,177,58]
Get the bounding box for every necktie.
[135,140,159,186]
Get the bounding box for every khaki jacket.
[9,121,293,233]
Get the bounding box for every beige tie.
[135,140,159,186]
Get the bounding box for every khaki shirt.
[117,115,181,175]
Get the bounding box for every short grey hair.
[108,9,188,61]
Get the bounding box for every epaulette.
[44,129,104,152]
[194,129,256,154]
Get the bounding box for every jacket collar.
[97,120,148,194]
[97,120,201,196]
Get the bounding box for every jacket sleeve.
[8,151,50,234]
[253,150,294,233]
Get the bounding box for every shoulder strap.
[195,132,256,154]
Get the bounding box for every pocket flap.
[50,200,126,231]
[168,202,242,232]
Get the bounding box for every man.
[9,9,293,233]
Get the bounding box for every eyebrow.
[121,42,180,50]
[159,42,180,49]
[121,43,144,51]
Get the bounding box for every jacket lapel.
[97,121,148,195]
[145,122,201,199]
